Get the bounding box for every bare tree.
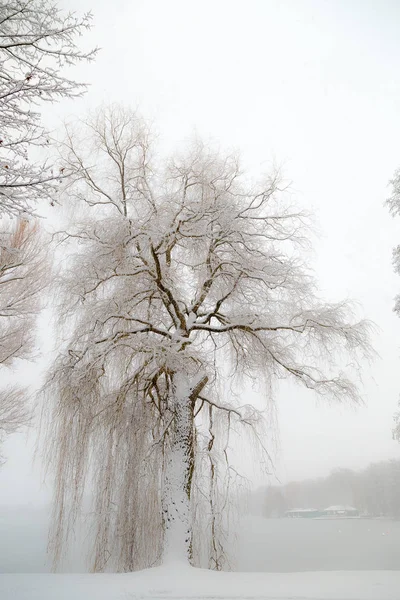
[265,460,400,520]
[42,106,372,572]
[0,0,95,461]
[0,388,30,464]
[0,218,47,460]
[0,0,97,217]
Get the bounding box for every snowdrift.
[1,565,399,600]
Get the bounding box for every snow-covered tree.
[0,0,97,217]
[0,0,95,462]
[0,218,46,461]
[42,106,372,571]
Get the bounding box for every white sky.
[2,0,400,505]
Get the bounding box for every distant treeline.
[263,460,400,518]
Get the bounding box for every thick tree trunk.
[162,372,207,565]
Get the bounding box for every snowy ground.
[1,565,400,600]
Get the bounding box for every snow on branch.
[0,0,97,217]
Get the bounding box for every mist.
[2,1,400,599]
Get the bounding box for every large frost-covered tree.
[0,0,97,217]
[42,106,372,571]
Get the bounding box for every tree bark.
[162,372,207,565]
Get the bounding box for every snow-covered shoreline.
[1,567,399,600]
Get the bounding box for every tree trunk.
[162,372,207,565]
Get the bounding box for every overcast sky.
[2,0,400,505]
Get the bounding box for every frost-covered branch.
[0,0,97,217]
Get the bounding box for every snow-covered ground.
[1,565,400,600]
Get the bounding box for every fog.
[2,507,400,574]
[2,0,400,586]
